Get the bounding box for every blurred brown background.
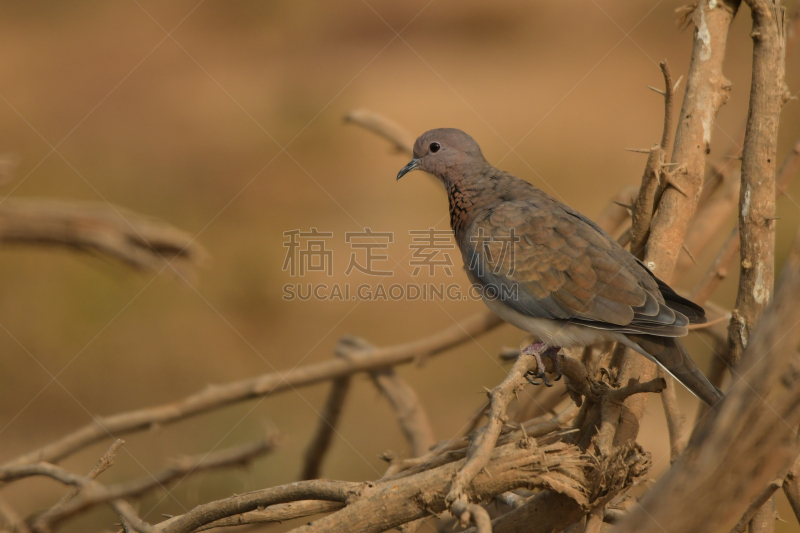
[1,1,799,531]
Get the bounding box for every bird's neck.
[445,163,504,240]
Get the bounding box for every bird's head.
[396,128,486,183]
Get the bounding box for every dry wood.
[729,476,782,533]
[156,441,589,533]
[0,463,153,533]
[658,368,688,462]
[445,352,539,508]
[382,401,578,480]
[614,231,800,533]
[47,439,124,515]
[629,61,676,258]
[300,377,351,480]
[642,0,738,278]
[727,0,788,367]
[195,501,345,531]
[783,454,800,523]
[344,109,415,155]
[690,135,800,307]
[605,0,740,459]
[156,480,358,533]
[747,496,776,533]
[4,310,502,468]
[337,336,435,458]
[31,435,278,533]
[0,198,206,274]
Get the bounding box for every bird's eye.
[429,142,441,153]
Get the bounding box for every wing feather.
[463,190,704,337]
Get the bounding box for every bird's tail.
[626,335,723,406]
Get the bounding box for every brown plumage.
[397,128,722,406]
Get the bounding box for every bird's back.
[454,167,705,336]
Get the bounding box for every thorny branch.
[0,463,153,533]
[30,435,279,533]
[615,231,800,533]
[6,1,800,529]
[727,0,788,368]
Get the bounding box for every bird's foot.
[521,342,562,387]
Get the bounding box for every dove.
[397,128,722,406]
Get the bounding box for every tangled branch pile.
[2,1,800,532]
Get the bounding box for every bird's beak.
[396,158,421,180]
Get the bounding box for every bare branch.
[747,496,776,533]
[295,441,591,533]
[608,0,741,463]
[0,198,207,275]
[445,352,539,507]
[784,454,800,523]
[630,60,677,257]
[727,0,788,367]
[47,439,124,515]
[690,135,800,306]
[0,463,153,533]
[643,0,738,279]
[301,377,351,480]
[614,230,800,532]
[729,477,781,533]
[32,435,279,532]
[658,369,688,462]
[157,480,359,533]
[337,336,435,458]
[158,441,589,533]
[195,501,345,532]
[4,310,502,468]
[344,109,415,155]
[450,501,492,533]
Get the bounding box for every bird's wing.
[463,196,702,336]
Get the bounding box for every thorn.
[724,155,743,160]
[427,508,443,519]
[612,200,633,211]
[625,148,653,154]
[665,175,688,196]
[520,422,529,440]
[765,215,781,221]
[482,386,493,398]
[482,466,493,478]
[673,75,683,93]
[647,85,666,95]
[161,514,174,519]
[682,244,698,265]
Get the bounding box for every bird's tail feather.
[626,335,723,406]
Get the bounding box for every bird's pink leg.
[521,342,562,386]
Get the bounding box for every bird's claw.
[521,342,562,387]
[524,369,552,386]
[524,370,542,386]
[547,347,563,381]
